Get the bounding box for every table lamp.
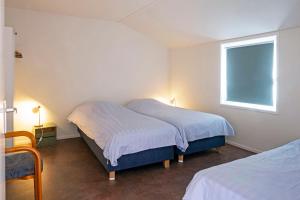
[170,97,176,106]
[32,105,43,127]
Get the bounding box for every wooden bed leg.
[109,171,115,181]
[178,155,184,163]
[163,160,170,169]
[213,147,221,153]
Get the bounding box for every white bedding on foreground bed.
[68,101,183,166]
[127,99,234,151]
[183,139,300,200]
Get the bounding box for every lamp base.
[34,124,43,128]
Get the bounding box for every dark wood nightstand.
[33,122,57,147]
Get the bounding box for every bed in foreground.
[127,99,235,162]
[68,101,183,180]
[184,139,300,200]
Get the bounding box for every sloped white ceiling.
[6,0,300,47]
[5,0,156,21]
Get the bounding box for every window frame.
[220,35,278,112]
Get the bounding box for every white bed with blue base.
[68,101,183,180]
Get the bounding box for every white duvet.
[127,99,234,151]
[68,101,182,166]
[184,139,300,200]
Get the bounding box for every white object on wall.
[3,27,15,140]
[0,0,6,198]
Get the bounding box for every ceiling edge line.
[117,0,161,22]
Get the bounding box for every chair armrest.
[5,131,36,148]
[6,146,43,200]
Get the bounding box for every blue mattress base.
[176,136,225,155]
[78,128,174,172]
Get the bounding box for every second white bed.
[127,99,235,151]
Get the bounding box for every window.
[221,36,277,112]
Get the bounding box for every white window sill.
[220,101,278,115]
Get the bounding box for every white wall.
[5,8,170,140]
[6,7,300,151]
[171,27,300,152]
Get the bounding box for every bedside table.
[33,122,57,147]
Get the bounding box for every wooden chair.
[5,131,42,200]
